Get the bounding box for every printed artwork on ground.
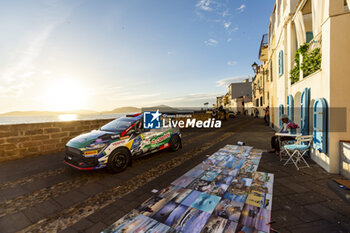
[102,145,273,233]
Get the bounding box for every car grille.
[65,146,99,167]
[66,146,82,157]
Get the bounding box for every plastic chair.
[283,135,313,170]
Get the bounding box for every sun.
[43,78,89,112]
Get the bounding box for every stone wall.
[0,113,213,162]
[0,119,113,162]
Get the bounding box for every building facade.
[265,0,350,174]
[228,79,252,113]
[228,79,252,100]
[252,34,270,118]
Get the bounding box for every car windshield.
[100,117,136,132]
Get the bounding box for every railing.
[258,33,269,59]
[308,32,322,52]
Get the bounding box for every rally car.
[64,113,181,172]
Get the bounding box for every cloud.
[147,93,221,107]
[229,26,239,34]
[120,93,160,100]
[227,38,232,42]
[216,76,251,87]
[224,22,238,34]
[236,4,246,12]
[167,50,176,55]
[196,0,212,11]
[0,2,74,101]
[0,23,58,99]
[204,38,218,47]
[224,21,231,29]
[0,82,31,98]
[227,61,237,66]
[222,8,231,17]
[2,24,55,83]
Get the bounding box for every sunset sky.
[0,0,274,113]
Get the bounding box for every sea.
[0,113,128,125]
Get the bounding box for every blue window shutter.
[301,88,310,135]
[281,51,284,75]
[279,50,284,76]
[306,32,314,43]
[313,98,328,154]
[287,95,294,121]
[278,51,281,75]
[288,95,294,121]
[279,104,284,127]
[287,96,290,116]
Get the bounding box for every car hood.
[66,130,119,148]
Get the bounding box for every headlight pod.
[83,143,107,157]
[87,143,107,150]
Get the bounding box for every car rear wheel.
[170,135,181,151]
[107,148,130,173]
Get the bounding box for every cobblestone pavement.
[0,116,349,233]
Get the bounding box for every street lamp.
[251,62,258,74]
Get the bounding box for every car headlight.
[87,143,107,150]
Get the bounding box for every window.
[260,97,263,106]
[313,98,328,154]
[287,95,294,121]
[278,50,284,76]
[270,62,273,81]
[279,104,284,127]
[306,32,314,43]
[300,88,310,135]
[100,117,135,132]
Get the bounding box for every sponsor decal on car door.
[145,129,172,149]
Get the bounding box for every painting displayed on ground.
[102,145,274,233]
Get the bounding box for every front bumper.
[64,146,99,170]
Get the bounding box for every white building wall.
[268,0,350,173]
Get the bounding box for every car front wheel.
[170,135,181,151]
[107,148,130,173]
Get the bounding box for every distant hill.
[102,106,141,114]
[67,110,99,115]
[142,105,179,112]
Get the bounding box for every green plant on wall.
[290,43,321,83]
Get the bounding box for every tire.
[169,135,181,152]
[107,148,131,173]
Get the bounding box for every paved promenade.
[0,116,349,233]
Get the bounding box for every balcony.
[259,34,269,61]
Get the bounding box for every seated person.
[270,114,294,155]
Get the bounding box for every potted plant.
[287,122,299,134]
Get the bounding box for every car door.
[148,121,172,149]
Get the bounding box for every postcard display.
[102,145,274,233]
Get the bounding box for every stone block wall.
[0,119,113,162]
